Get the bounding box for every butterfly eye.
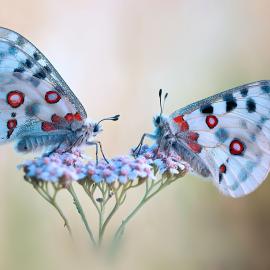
[93,124,99,133]
[155,116,161,125]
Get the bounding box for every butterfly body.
[138,82,270,197]
[16,118,97,153]
[0,27,118,156]
[149,115,212,178]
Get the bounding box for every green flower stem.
[82,182,130,247]
[33,184,73,237]
[111,176,178,248]
[98,184,127,246]
[97,183,106,245]
[68,184,96,247]
[82,183,103,245]
[50,197,73,237]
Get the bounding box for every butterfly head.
[153,114,167,128]
[90,114,120,137]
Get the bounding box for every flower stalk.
[24,177,73,237]
[20,145,187,250]
[68,184,96,246]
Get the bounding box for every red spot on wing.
[6,118,18,139]
[45,90,61,104]
[188,132,199,141]
[173,115,189,132]
[7,91,25,108]
[188,142,202,153]
[174,115,184,123]
[52,113,82,123]
[74,112,82,121]
[65,113,74,122]
[219,164,226,174]
[229,139,245,155]
[7,119,17,129]
[51,114,61,123]
[41,122,55,132]
[205,115,218,129]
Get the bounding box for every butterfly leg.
[63,135,84,153]
[87,141,99,165]
[86,141,109,164]
[98,141,109,163]
[133,133,156,156]
[153,134,165,158]
[44,142,64,156]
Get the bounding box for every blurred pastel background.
[1,0,270,269]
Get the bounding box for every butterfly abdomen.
[16,134,68,152]
[172,140,211,178]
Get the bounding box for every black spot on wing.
[200,104,213,114]
[223,93,237,112]
[33,70,46,79]
[33,52,41,61]
[261,85,270,94]
[240,88,248,97]
[7,129,14,139]
[13,67,25,73]
[215,128,229,143]
[260,116,269,124]
[219,173,223,183]
[24,59,33,69]
[246,98,256,113]
[44,65,52,73]
[226,100,237,112]
[25,102,40,117]
[8,46,17,56]
[16,36,25,46]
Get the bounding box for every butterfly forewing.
[0,27,89,152]
[0,27,87,118]
[169,80,270,197]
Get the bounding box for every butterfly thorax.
[51,118,102,149]
[153,115,175,150]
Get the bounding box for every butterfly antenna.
[162,92,168,113]
[97,114,120,125]
[159,89,163,115]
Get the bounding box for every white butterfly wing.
[0,72,84,142]
[169,81,270,197]
[0,27,87,116]
[0,28,86,145]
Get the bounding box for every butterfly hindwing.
[169,80,270,197]
[0,72,84,144]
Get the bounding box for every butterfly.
[0,27,119,159]
[135,83,270,198]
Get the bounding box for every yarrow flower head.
[83,155,155,184]
[20,145,187,186]
[135,144,187,177]
[20,149,87,185]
